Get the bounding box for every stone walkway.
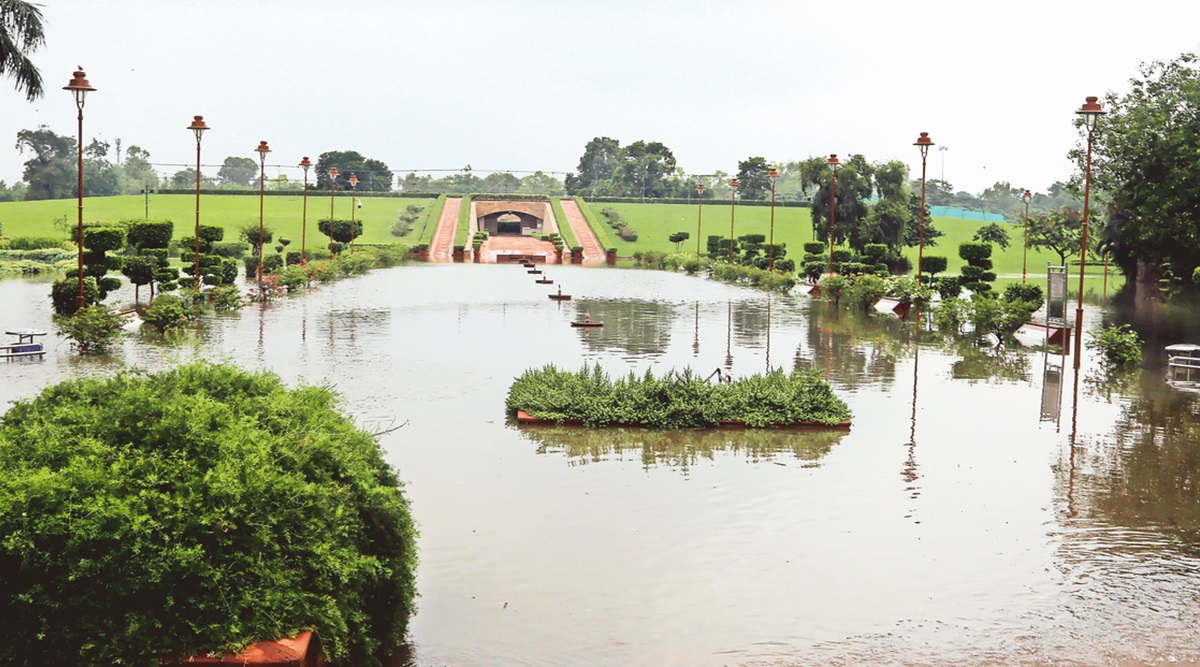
[429,197,462,262]
[480,236,558,263]
[558,199,606,266]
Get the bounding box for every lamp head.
[349,174,359,188]
[187,115,209,143]
[1022,189,1032,204]
[827,154,841,172]
[696,183,705,194]
[767,167,779,185]
[329,166,339,181]
[63,68,95,106]
[299,156,312,174]
[914,132,934,159]
[1076,96,1105,131]
[255,141,271,162]
[730,178,740,188]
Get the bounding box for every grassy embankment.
[579,200,1123,294]
[0,195,1124,294]
[0,193,439,249]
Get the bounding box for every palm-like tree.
[1,0,46,101]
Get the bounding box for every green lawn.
[0,193,439,249]
[579,200,1122,295]
[0,194,1124,297]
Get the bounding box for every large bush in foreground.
[0,362,417,666]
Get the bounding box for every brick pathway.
[559,200,606,266]
[430,197,462,262]
[481,236,558,263]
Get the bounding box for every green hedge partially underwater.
[506,364,851,428]
[0,362,417,666]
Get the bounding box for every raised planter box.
[515,410,850,430]
[160,631,325,666]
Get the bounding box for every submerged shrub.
[52,305,126,352]
[0,362,417,666]
[1087,324,1143,368]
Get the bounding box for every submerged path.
[558,199,606,266]
[429,197,462,262]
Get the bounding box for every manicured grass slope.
[0,193,438,248]
[0,195,1122,294]
[580,201,1121,292]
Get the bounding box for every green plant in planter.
[0,362,417,666]
[52,305,126,352]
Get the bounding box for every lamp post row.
[65,67,1103,363]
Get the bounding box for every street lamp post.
[826,154,841,276]
[767,167,779,271]
[255,141,271,284]
[328,167,339,259]
[695,183,705,258]
[64,68,96,312]
[914,133,934,283]
[299,157,312,265]
[188,116,209,291]
[1073,96,1104,369]
[349,173,359,255]
[1021,189,1032,283]
[728,178,740,263]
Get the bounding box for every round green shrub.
[0,362,417,666]
[803,242,826,255]
[958,241,992,262]
[922,256,948,276]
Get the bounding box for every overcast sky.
[4,0,1199,195]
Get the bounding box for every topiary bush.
[0,362,417,666]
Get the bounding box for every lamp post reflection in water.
[725,301,733,376]
[695,184,705,258]
[693,302,700,357]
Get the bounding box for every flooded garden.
[3,264,1199,666]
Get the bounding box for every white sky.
[3,0,1199,195]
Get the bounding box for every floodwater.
[2,265,1200,667]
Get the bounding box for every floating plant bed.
[507,364,852,430]
[528,269,543,275]
[549,293,572,301]
[536,278,553,284]
[516,410,849,430]
[570,320,603,328]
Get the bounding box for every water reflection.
[5,271,1200,666]
[944,337,1032,383]
[517,425,846,474]
[571,299,673,358]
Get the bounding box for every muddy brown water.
[2,265,1199,667]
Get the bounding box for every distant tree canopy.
[217,156,258,187]
[314,151,393,192]
[1088,50,1200,285]
[565,137,679,198]
[736,157,771,201]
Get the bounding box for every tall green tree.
[216,156,258,187]
[1086,51,1200,285]
[809,154,873,250]
[736,157,771,201]
[15,126,73,200]
[1027,207,1089,266]
[0,0,45,101]
[314,150,393,192]
[565,136,621,195]
[613,140,676,199]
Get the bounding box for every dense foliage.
[506,364,851,427]
[1088,51,1200,286]
[52,305,126,352]
[0,362,417,666]
[1087,324,1144,369]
